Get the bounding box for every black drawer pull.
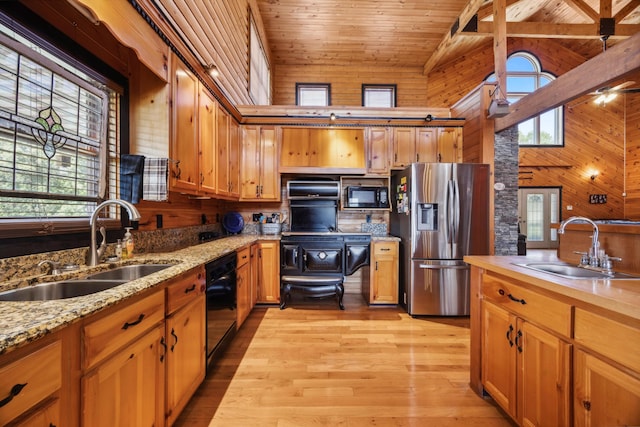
[380,248,391,251]
[160,336,167,362]
[498,289,527,305]
[506,324,514,347]
[184,284,196,293]
[171,328,178,352]
[122,313,145,330]
[0,383,27,408]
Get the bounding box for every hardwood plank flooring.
[174,294,513,427]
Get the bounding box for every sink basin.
[84,264,174,281]
[0,280,126,301]
[515,262,640,280]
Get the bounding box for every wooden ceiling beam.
[493,31,640,132]
[423,0,485,75]
[470,21,640,38]
[562,0,600,22]
[493,0,507,99]
[615,0,640,23]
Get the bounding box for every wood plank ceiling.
[255,0,640,71]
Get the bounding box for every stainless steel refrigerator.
[390,163,490,316]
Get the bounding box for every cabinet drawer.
[0,341,61,426]
[83,290,165,370]
[166,267,205,315]
[482,275,572,338]
[373,241,397,257]
[237,246,250,268]
[575,308,640,372]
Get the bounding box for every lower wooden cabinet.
[255,240,280,304]
[236,245,252,327]
[364,240,398,304]
[10,397,60,427]
[82,323,165,427]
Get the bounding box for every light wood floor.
[175,294,513,427]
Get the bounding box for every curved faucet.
[87,199,141,266]
[558,216,599,266]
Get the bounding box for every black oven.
[204,252,236,369]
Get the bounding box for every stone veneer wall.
[493,127,519,255]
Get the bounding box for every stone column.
[493,127,519,255]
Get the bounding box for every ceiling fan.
[590,81,640,105]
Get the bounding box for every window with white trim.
[296,83,331,106]
[0,19,119,234]
[362,84,396,107]
[487,52,563,146]
[249,14,271,105]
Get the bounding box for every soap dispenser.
[123,227,134,259]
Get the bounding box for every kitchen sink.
[0,279,127,301]
[84,263,174,281]
[515,262,640,280]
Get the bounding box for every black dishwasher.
[205,252,237,369]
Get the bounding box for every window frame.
[361,84,397,107]
[486,51,564,147]
[295,83,332,106]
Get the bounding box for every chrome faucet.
[87,199,141,266]
[558,216,601,267]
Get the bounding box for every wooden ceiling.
[255,0,640,71]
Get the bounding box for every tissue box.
[259,223,282,235]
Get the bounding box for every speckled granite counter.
[0,235,259,354]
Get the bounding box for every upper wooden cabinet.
[280,127,366,174]
[199,85,217,195]
[366,127,390,175]
[216,106,240,199]
[240,125,280,201]
[392,127,463,169]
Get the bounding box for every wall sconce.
[329,113,336,121]
[425,114,433,122]
[205,63,220,78]
[590,170,599,181]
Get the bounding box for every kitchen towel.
[143,157,169,201]
[120,154,145,204]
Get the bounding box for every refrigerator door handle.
[447,180,454,244]
[418,264,468,270]
[452,178,460,242]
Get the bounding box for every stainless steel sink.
[515,262,640,280]
[0,279,126,301]
[84,264,174,281]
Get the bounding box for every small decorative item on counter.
[123,227,134,258]
[115,239,123,260]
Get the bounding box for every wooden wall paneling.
[135,195,224,231]
[624,93,640,219]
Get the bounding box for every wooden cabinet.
[250,243,259,309]
[170,56,199,193]
[198,84,217,194]
[215,106,240,199]
[366,127,390,174]
[255,240,280,304]
[480,275,571,426]
[165,267,206,426]
[391,127,462,168]
[236,245,252,327]
[364,240,398,304]
[280,127,366,173]
[0,341,62,426]
[240,125,280,201]
[82,323,165,427]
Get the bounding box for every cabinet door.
[228,118,240,198]
[437,127,462,163]
[11,397,60,427]
[367,127,390,174]
[250,243,259,309]
[370,241,398,304]
[330,128,366,169]
[216,104,230,196]
[280,127,310,167]
[257,241,280,304]
[415,128,437,163]
[170,57,199,192]
[574,349,640,426]
[392,128,415,168]
[198,85,216,194]
[166,296,205,425]
[519,321,571,427]
[258,126,279,200]
[82,324,165,427]
[481,300,517,418]
[240,125,260,200]
[236,261,251,327]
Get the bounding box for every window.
[487,52,563,146]
[362,84,396,107]
[296,83,331,106]
[0,18,119,235]
[249,13,271,105]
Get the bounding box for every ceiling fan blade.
[589,81,636,95]
[610,81,636,92]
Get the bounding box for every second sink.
[85,264,174,281]
[515,262,640,280]
[0,279,126,301]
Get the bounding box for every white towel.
[143,158,168,201]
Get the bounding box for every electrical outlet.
[252,213,261,222]
[156,214,163,229]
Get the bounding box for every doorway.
[518,187,561,249]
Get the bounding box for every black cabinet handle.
[515,330,523,353]
[160,336,167,362]
[498,289,526,305]
[171,328,178,352]
[184,284,196,293]
[506,324,514,347]
[0,383,27,408]
[122,313,145,330]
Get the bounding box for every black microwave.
[344,186,389,209]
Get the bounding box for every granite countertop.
[464,252,640,321]
[0,235,258,354]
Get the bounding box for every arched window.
[487,52,563,146]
